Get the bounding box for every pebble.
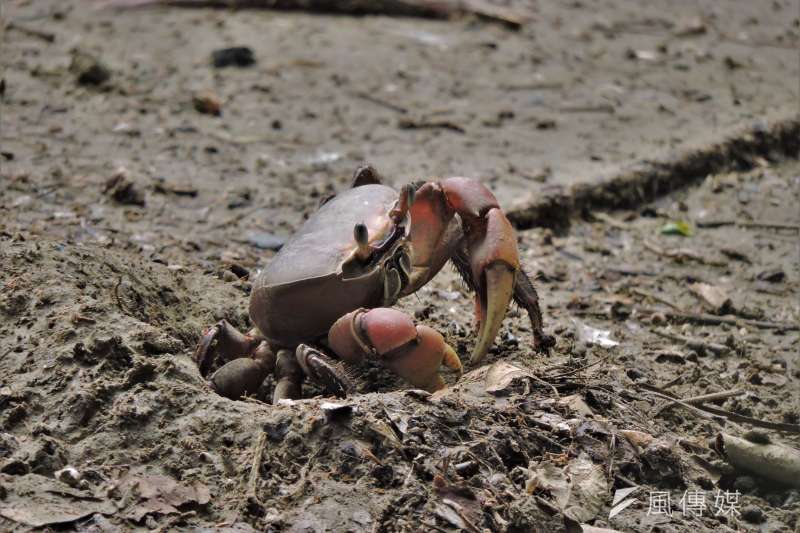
[193,91,222,116]
[246,231,285,251]
[70,50,111,86]
[741,505,764,523]
[212,46,256,68]
[55,466,82,487]
[733,475,756,492]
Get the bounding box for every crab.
[195,165,553,402]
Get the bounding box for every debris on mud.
[1,0,799,530]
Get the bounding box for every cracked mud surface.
[1,1,799,531]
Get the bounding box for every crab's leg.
[195,320,259,376]
[193,320,279,400]
[326,308,462,392]
[296,344,356,398]
[405,178,529,364]
[273,349,303,402]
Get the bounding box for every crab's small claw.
[194,320,262,377]
[328,308,462,392]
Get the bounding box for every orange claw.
[327,308,462,392]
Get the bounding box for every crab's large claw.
[440,178,520,365]
[328,308,462,392]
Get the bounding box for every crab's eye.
[396,249,412,279]
[354,222,369,246]
[383,268,402,304]
[406,186,415,207]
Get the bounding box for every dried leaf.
[0,473,114,528]
[484,361,533,393]
[527,453,608,522]
[688,282,732,313]
[619,430,655,449]
[119,473,210,522]
[559,394,594,417]
[562,453,608,522]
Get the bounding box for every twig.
[6,21,56,43]
[246,431,268,506]
[353,92,407,114]
[542,355,610,380]
[113,276,129,314]
[642,240,726,267]
[529,374,560,399]
[283,442,326,502]
[740,219,800,230]
[104,0,531,28]
[630,288,683,311]
[559,104,615,113]
[641,307,800,331]
[593,212,630,230]
[398,118,465,133]
[651,329,730,357]
[639,384,800,433]
[638,387,728,424]
[696,219,800,232]
[499,81,564,91]
[655,389,745,415]
[211,204,270,229]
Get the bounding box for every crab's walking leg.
[194,320,276,400]
[296,344,356,398]
[404,178,523,364]
[326,308,462,392]
[273,349,303,402]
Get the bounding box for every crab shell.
[249,184,412,347]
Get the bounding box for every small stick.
[651,329,731,357]
[212,204,270,229]
[642,240,726,267]
[638,388,729,424]
[499,82,564,91]
[737,221,800,232]
[398,118,466,133]
[593,212,630,230]
[681,389,745,405]
[529,373,560,399]
[641,307,800,332]
[696,220,799,232]
[542,355,610,380]
[6,21,56,43]
[104,0,531,28]
[246,431,268,505]
[655,389,745,415]
[353,92,408,114]
[630,288,683,311]
[559,104,615,113]
[639,384,800,433]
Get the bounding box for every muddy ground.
[1,0,799,532]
